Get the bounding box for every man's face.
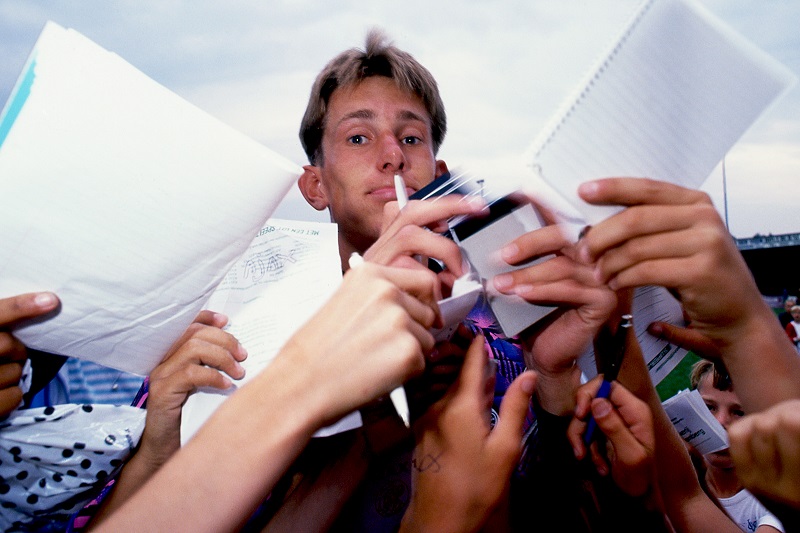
[698,374,744,470]
[786,300,796,312]
[301,76,446,253]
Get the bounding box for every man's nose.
[378,135,405,172]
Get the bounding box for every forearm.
[532,364,581,416]
[714,304,800,412]
[617,338,738,533]
[87,447,166,529]
[94,354,325,533]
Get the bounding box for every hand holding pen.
[349,251,411,428]
[583,314,633,445]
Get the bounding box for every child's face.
[792,309,800,321]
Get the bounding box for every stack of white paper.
[0,22,301,375]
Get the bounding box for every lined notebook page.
[525,0,797,225]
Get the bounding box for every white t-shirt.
[719,489,784,532]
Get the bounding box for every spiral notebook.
[525,0,797,226]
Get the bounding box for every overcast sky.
[1,0,798,238]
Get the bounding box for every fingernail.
[520,372,536,395]
[494,274,512,290]
[500,243,519,263]
[238,343,248,359]
[593,398,612,418]
[592,266,604,283]
[34,292,58,309]
[578,181,599,198]
[577,243,590,264]
[573,445,583,459]
[467,196,487,211]
[513,284,534,297]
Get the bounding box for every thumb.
[591,397,647,466]
[487,371,536,461]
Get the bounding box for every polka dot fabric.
[0,403,145,531]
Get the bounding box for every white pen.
[348,251,411,428]
[394,174,426,268]
[394,173,410,209]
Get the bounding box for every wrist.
[533,364,581,416]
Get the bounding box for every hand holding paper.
[522,0,796,227]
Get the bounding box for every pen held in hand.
[348,251,411,428]
[583,314,633,445]
[394,174,425,267]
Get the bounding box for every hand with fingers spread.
[0,292,60,416]
[576,178,800,411]
[568,377,656,499]
[728,399,800,510]
[491,202,617,414]
[400,337,536,533]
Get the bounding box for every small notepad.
[525,0,797,225]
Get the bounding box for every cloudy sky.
[1,0,798,238]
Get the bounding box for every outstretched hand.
[401,337,536,533]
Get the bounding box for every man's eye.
[705,404,716,413]
[401,136,421,145]
[733,410,745,418]
[348,135,367,145]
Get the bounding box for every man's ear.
[298,165,329,211]
[434,159,449,178]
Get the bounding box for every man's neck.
[338,234,361,273]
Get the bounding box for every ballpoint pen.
[583,313,633,445]
[348,249,411,429]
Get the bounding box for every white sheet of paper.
[180,219,353,444]
[524,0,797,225]
[579,285,688,386]
[431,273,482,342]
[454,203,557,337]
[0,23,301,375]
